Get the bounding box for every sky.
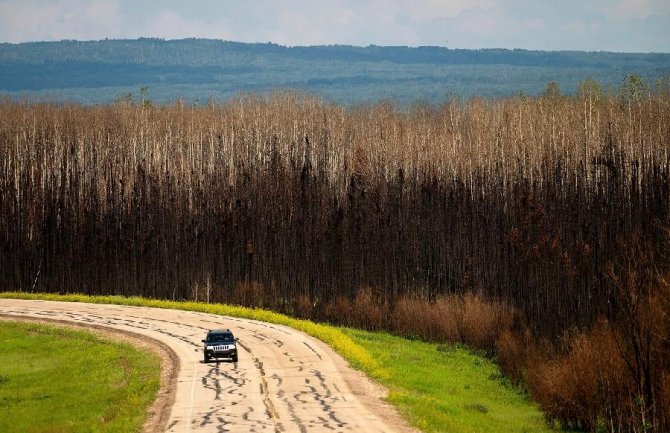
[0,0,668,52]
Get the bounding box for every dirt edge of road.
[0,314,179,433]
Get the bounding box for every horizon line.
[1,37,668,55]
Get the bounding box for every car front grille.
[208,344,234,352]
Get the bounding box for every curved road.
[0,299,415,433]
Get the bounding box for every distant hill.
[1,38,669,105]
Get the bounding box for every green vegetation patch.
[343,329,553,433]
[0,320,160,433]
[0,293,558,433]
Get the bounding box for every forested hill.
[1,38,669,104]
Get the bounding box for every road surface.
[0,299,416,433]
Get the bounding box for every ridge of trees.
[1,39,669,104]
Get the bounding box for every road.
[0,299,416,433]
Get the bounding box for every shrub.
[390,295,435,340]
[524,321,627,431]
[322,295,352,326]
[495,327,538,384]
[431,295,461,342]
[351,287,387,330]
[390,293,511,352]
[459,293,513,353]
[292,294,314,319]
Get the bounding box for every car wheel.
[232,355,238,363]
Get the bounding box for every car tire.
[204,354,210,363]
[232,355,238,363]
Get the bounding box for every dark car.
[202,329,238,363]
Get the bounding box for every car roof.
[208,329,232,334]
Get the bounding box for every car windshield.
[208,333,234,343]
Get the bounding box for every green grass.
[0,292,558,433]
[0,320,160,433]
[343,329,553,433]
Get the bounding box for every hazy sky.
[0,0,668,52]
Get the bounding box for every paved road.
[0,299,414,433]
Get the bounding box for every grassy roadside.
[344,328,551,433]
[0,320,160,433]
[0,292,557,433]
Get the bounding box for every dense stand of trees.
[2,87,668,339]
[2,84,670,431]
